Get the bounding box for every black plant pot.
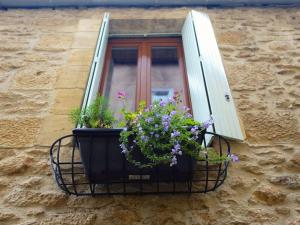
[73,128,205,184]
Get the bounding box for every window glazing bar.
[109,33,181,38]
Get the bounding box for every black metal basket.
[50,131,231,196]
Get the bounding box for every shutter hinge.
[225,93,230,102]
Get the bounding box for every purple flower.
[171,142,182,156]
[168,98,176,105]
[174,143,181,151]
[191,128,196,133]
[145,117,153,123]
[163,125,169,132]
[155,134,160,138]
[171,130,180,138]
[155,124,158,128]
[162,115,171,122]
[230,154,239,162]
[186,113,192,118]
[191,126,199,136]
[203,116,214,129]
[162,122,169,127]
[170,111,176,116]
[159,100,166,107]
[182,106,190,112]
[141,135,149,142]
[170,156,178,166]
[120,143,128,154]
[162,115,171,132]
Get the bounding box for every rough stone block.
[253,186,286,205]
[246,209,279,223]
[26,208,45,217]
[34,34,73,52]
[4,188,67,207]
[0,148,15,160]
[0,154,31,175]
[242,111,298,143]
[258,155,286,165]
[39,24,78,33]
[241,163,264,175]
[0,211,19,223]
[39,212,96,225]
[0,35,31,51]
[0,177,9,191]
[51,89,84,115]
[68,49,94,66]
[0,42,29,52]
[11,67,57,90]
[0,58,27,71]
[0,70,9,85]
[36,114,74,147]
[55,66,89,89]
[0,91,49,117]
[72,31,98,49]
[275,207,290,215]
[268,175,300,190]
[77,19,102,32]
[287,152,300,172]
[0,118,42,148]
[216,31,246,45]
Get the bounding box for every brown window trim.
[99,37,192,110]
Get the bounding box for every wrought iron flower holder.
[50,130,231,196]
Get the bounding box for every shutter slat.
[81,13,110,111]
[182,11,245,140]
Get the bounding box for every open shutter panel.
[181,11,214,144]
[182,10,245,140]
[81,13,109,111]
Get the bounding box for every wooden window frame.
[99,37,192,109]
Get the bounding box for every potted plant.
[70,96,124,183]
[70,93,234,184]
[118,92,211,182]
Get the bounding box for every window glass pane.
[151,46,186,106]
[104,48,137,116]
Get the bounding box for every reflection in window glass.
[104,48,137,118]
[151,47,186,106]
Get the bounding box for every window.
[98,38,191,114]
[81,11,245,140]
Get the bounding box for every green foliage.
[69,95,115,128]
[119,98,208,168]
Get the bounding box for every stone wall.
[0,7,299,225]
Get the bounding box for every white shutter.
[182,10,244,140]
[181,11,214,144]
[81,13,110,111]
